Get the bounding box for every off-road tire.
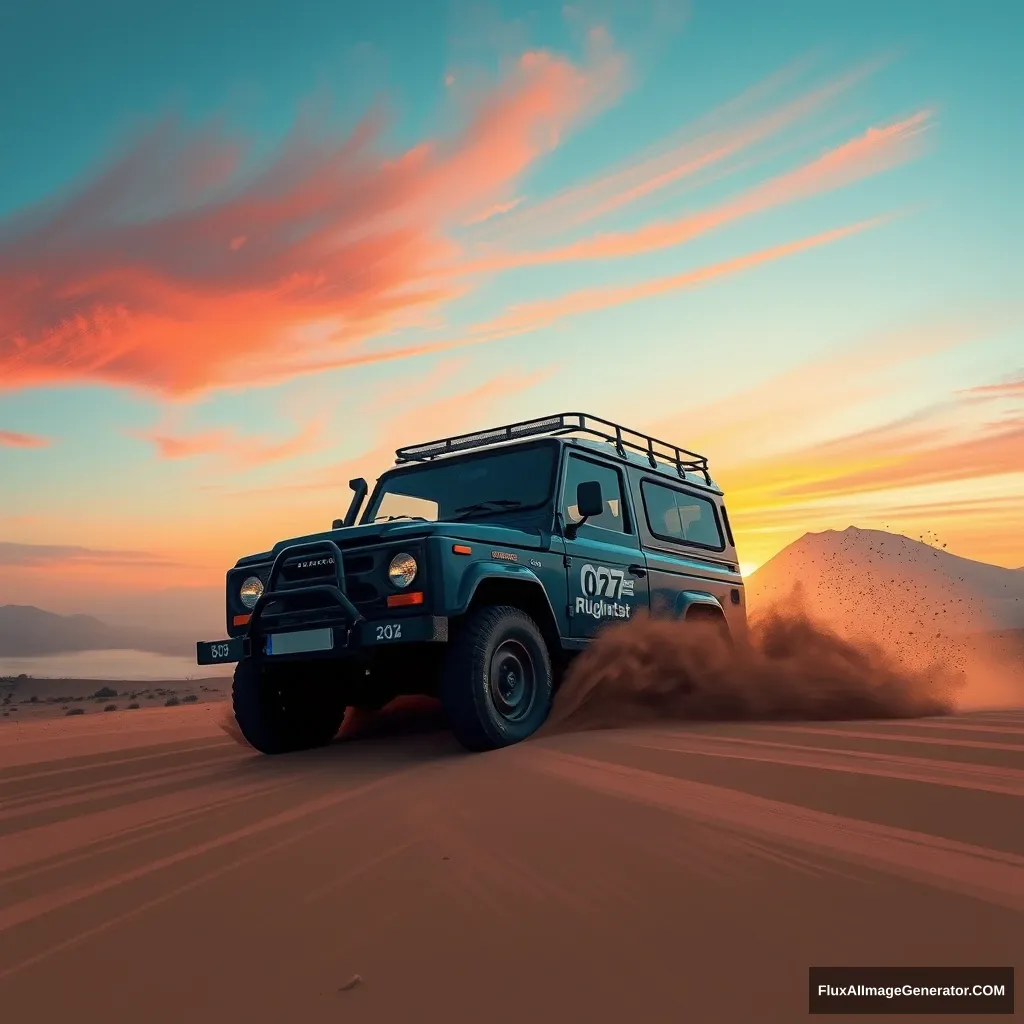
[440,605,553,752]
[232,658,346,755]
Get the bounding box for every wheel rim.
[488,639,536,722]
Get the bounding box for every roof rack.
[393,412,712,484]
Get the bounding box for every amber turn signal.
[387,591,424,608]
[232,614,251,626]
[452,544,472,555]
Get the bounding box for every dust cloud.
[542,607,969,736]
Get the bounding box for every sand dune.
[1,700,1021,1023]
[745,527,1023,710]
[746,526,1024,634]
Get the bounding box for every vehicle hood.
[234,518,550,567]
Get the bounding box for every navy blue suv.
[197,413,746,753]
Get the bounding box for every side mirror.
[577,480,604,518]
[565,480,604,539]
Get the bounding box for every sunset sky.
[1,0,1021,631]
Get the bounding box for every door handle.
[628,564,647,578]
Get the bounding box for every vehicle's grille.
[251,549,384,609]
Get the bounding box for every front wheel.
[232,659,346,755]
[440,605,553,752]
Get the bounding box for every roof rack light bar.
[393,412,712,484]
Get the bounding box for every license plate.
[196,637,245,665]
[265,628,334,656]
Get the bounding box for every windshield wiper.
[450,499,526,521]
[372,515,430,523]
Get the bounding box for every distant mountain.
[746,528,1024,647]
[0,605,194,658]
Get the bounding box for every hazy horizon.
[4,523,1021,680]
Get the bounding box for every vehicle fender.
[453,560,557,620]
[674,590,725,619]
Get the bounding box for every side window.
[562,455,627,534]
[641,480,724,550]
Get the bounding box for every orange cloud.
[962,376,1024,398]
[139,417,325,468]
[0,541,177,568]
[462,197,524,225]
[700,367,1024,570]
[206,365,557,501]
[647,314,1018,466]
[0,34,623,398]
[774,414,1024,501]
[230,217,883,384]
[478,110,929,269]
[0,429,49,448]
[468,217,883,336]
[482,58,881,242]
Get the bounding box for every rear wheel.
[684,608,734,648]
[232,658,346,754]
[440,605,553,752]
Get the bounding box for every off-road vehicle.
[197,412,746,753]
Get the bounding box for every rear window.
[641,480,725,551]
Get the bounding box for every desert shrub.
[164,696,180,707]
[182,694,198,703]
[104,704,117,712]
[29,694,39,703]
[128,703,140,709]
[93,686,118,699]
[66,708,85,716]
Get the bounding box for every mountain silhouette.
[0,605,194,658]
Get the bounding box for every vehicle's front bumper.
[196,614,449,666]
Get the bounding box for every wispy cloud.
[692,349,1024,569]
[465,217,885,336]
[0,429,49,448]
[0,30,624,397]
[773,411,1024,500]
[649,314,1018,465]
[469,110,929,269]
[462,197,524,225]
[208,365,557,499]
[136,416,326,468]
[477,57,883,242]
[0,541,176,568]
[962,375,1024,399]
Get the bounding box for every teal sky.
[1,0,1022,624]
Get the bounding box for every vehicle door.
[633,475,738,620]
[560,452,650,639]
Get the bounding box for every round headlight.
[239,576,264,609]
[388,552,417,588]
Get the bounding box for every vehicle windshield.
[362,442,557,524]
